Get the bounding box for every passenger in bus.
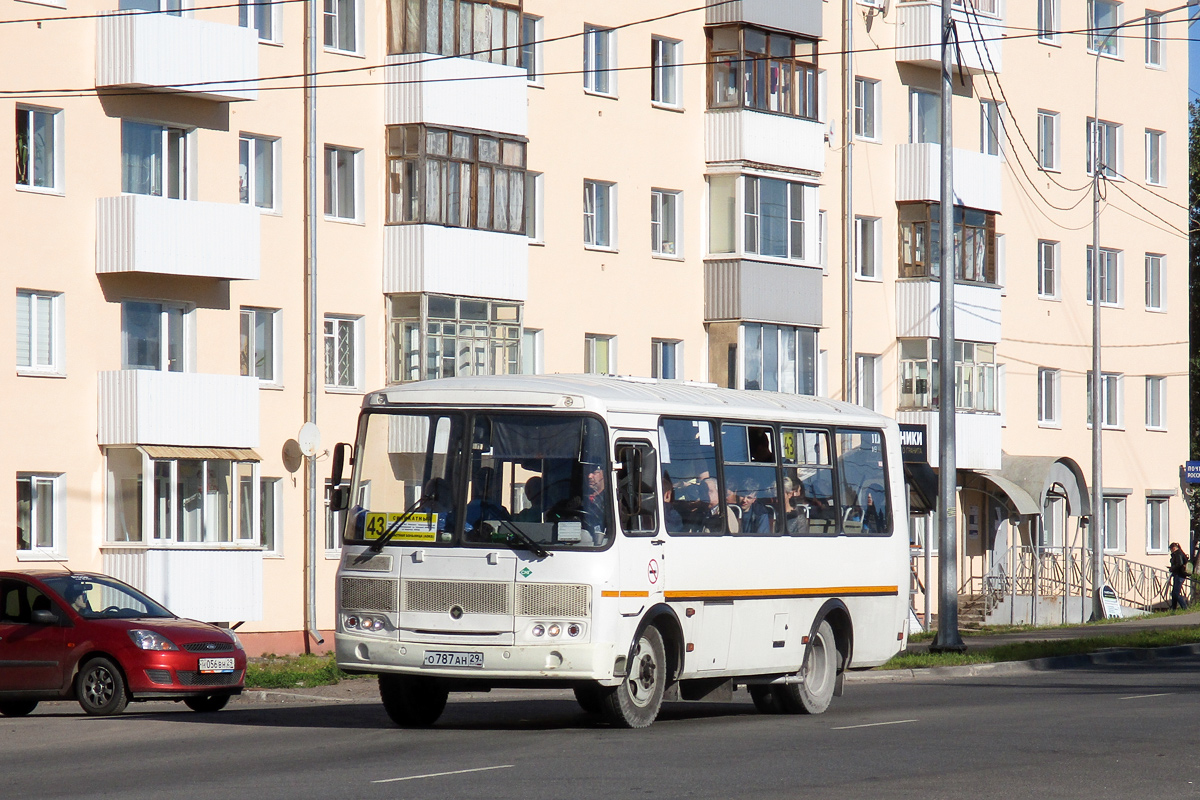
[581,463,608,542]
[661,472,683,532]
[465,467,511,533]
[736,479,773,534]
[698,477,738,534]
[783,477,810,534]
[862,493,882,533]
[513,476,544,523]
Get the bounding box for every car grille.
[145,669,172,685]
[516,583,590,618]
[176,670,244,687]
[401,580,511,615]
[182,641,235,653]
[341,577,399,612]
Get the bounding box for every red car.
[0,569,246,717]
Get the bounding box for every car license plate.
[422,650,483,669]
[199,657,236,674]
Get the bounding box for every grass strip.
[883,626,1200,670]
[246,653,352,689]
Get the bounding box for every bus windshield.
[345,411,612,550]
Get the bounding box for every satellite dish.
[297,422,321,458]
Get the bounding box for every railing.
[900,0,1001,18]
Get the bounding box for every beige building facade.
[2,0,1188,651]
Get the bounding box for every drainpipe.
[304,0,324,649]
[840,0,854,402]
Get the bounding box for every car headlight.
[128,629,179,651]
[223,628,245,652]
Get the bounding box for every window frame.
[854,215,881,280]
[650,188,682,258]
[651,35,683,108]
[521,327,543,375]
[1086,246,1123,307]
[1145,12,1164,68]
[652,339,682,380]
[16,472,64,558]
[855,353,881,411]
[324,314,364,392]
[897,202,997,284]
[239,133,280,212]
[240,0,281,43]
[324,144,362,222]
[1037,109,1060,172]
[583,179,617,250]
[15,105,63,193]
[1087,0,1124,58]
[897,338,998,413]
[1087,371,1124,430]
[1086,118,1123,179]
[1102,495,1126,554]
[1037,240,1059,299]
[583,24,617,97]
[1145,253,1165,311]
[260,476,283,556]
[739,323,817,395]
[910,89,940,145]
[707,25,819,121]
[522,14,543,85]
[240,306,282,386]
[1037,367,1061,427]
[1145,496,1168,554]
[121,299,193,373]
[1145,375,1166,431]
[16,289,65,376]
[387,294,523,383]
[980,99,1001,157]
[1145,129,1165,186]
[121,120,190,200]
[584,333,617,375]
[323,0,360,54]
[525,171,544,243]
[1037,0,1060,44]
[853,77,880,141]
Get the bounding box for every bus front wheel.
[601,625,666,728]
[379,674,448,727]
[777,619,839,715]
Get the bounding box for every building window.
[526,171,543,242]
[1037,110,1059,171]
[739,324,816,395]
[651,36,682,107]
[324,0,358,52]
[239,134,277,210]
[1087,371,1124,429]
[17,474,61,554]
[1086,247,1122,306]
[1145,253,1164,310]
[584,180,615,248]
[1145,376,1166,430]
[980,99,1001,156]
[1102,496,1126,554]
[855,354,880,411]
[1086,118,1121,178]
[745,176,805,260]
[910,89,940,145]
[1038,0,1059,43]
[1146,497,1168,553]
[388,294,521,382]
[1145,129,1165,185]
[388,0,522,64]
[584,25,616,96]
[1145,12,1164,67]
[708,25,818,120]
[324,315,362,390]
[324,145,359,221]
[853,77,879,140]
[585,334,616,375]
[1038,368,1061,426]
[260,477,281,554]
[16,289,63,375]
[122,121,187,199]
[522,14,543,83]
[122,301,190,372]
[120,0,182,13]
[15,106,60,191]
[385,124,527,234]
[818,210,828,271]
[1038,240,1059,299]
[240,0,279,42]
[898,203,996,284]
[898,339,997,413]
[240,307,280,384]
[521,327,543,375]
[651,189,681,256]
[652,339,682,380]
[854,216,881,279]
[1088,0,1123,57]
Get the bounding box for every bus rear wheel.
[776,620,838,715]
[379,674,448,727]
[601,625,666,729]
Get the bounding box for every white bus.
[330,375,910,728]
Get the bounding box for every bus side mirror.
[330,485,350,512]
[330,442,349,487]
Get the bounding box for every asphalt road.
[3,658,1199,800]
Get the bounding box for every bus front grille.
[516,583,590,618]
[402,580,512,615]
[341,577,399,612]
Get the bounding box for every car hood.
[96,617,239,647]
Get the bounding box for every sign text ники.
[899,424,928,464]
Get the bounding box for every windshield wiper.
[359,496,427,558]
[492,519,552,560]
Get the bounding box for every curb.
[848,641,1200,683]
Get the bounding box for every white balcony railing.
[96,195,260,280]
[897,409,1000,471]
[895,1,1003,74]
[96,11,258,101]
[103,545,263,622]
[98,370,259,448]
[896,143,1002,213]
[386,54,527,136]
[896,279,1001,343]
[706,108,826,175]
[383,225,528,301]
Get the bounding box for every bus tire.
[600,625,666,728]
[379,674,448,727]
[748,685,784,714]
[573,684,605,715]
[777,620,838,715]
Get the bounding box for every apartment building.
[2,0,1187,651]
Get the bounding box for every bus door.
[613,437,665,616]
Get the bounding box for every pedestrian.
[1168,541,1190,610]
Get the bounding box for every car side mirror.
[31,609,58,626]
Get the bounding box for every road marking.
[372,765,515,784]
[832,719,918,730]
[1119,693,1173,701]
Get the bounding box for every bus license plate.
[199,658,236,674]
[422,650,484,669]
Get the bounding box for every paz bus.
[329,375,909,728]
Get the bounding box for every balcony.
[96,12,258,102]
[706,109,825,175]
[96,195,260,280]
[898,410,1001,471]
[895,1,1003,74]
[383,225,527,301]
[706,0,822,39]
[103,546,263,622]
[896,143,1002,213]
[386,54,527,136]
[704,259,822,327]
[98,370,259,447]
[896,279,1001,343]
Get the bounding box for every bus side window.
[781,428,837,535]
[615,441,658,536]
[834,428,891,535]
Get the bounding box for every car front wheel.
[77,657,128,716]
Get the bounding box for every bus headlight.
[567,624,581,637]
[346,616,359,629]
[531,624,545,637]
[547,624,561,637]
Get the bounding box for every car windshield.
[43,574,173,619]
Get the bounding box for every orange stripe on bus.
[663,586,898,601]
[601,590,650,598]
